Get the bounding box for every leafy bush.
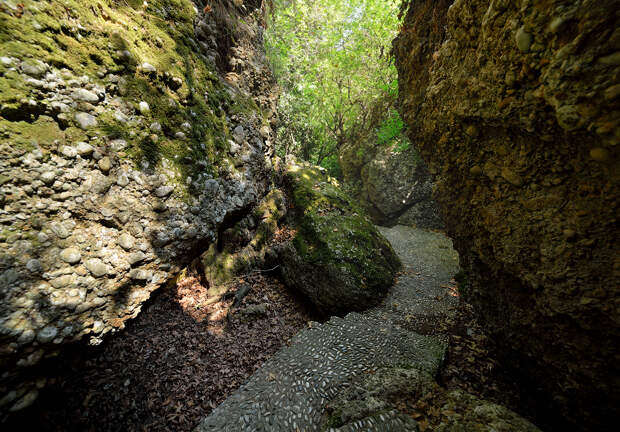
[265,0,407,175]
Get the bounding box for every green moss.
[229,91,261,116]
[63,127,88,144]
[1,0,251,200]
[285,163,401,287]
[201,244,237,295]
[0,70,30,111]
[249,189,286,250]
[0,116,64,151]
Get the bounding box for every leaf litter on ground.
[8,270,317,432]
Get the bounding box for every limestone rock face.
[393,0,619,428]
[278,163,401,315]
[364,146,442,228]
[340,143,443,228]
[0,0,277,414]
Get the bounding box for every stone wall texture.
[393,0,619,429]
[0,0,277,414]
[340,142,443,229]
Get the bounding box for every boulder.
[340,142,442,229]
[362,145,442,228]
[278,163,400,315]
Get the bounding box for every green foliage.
[376,108,411,153]
[265,0,405,177]
[320,154,343,179]
[377,109,405,147]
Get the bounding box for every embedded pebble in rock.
[75,112,97,129]
[98,157,112,173]
[18,330,35,345]
[114,110,129,122]
[10,390,39,412]
[141,62,157,73]
[51,274,74,289]
[60,146,78,159]
[84,259,108,278]
[129,269,152,281]
[21,59,48,77]
[76,142,94,157]
[118,233,135,251]
[139,101,150,114]
[128,252,147,266]
[40,171,56,185]
[515,26,532,52]
[195,227,459,431]
[229,140,241,155]
[72,88,100,103]
[36,326,58,344]
[259,125,270,138]
[92,321,104,333]
[154,185,174,198]
[50,222,72,239]
[233,125,245,136]
[60,248,81,264]
[109,139,127,151]
[598,51,620,66]
[26,259,42,273]
[604,84,620,101]
[116,173,130,187]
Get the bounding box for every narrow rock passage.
[195,226,460,431]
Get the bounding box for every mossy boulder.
[340,137,442,228]
[434,391,541,432]
[278,163,400,315]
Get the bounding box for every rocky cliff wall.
[0,0,276,414]
[393,0,619,428]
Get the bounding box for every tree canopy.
[265,0,407,176]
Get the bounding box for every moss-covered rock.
[321,365,540,432]
[321,366,431,430]
[340,138,443,229]
[278,163,400,315]
[0,0,278,415]
[435,391,540,432]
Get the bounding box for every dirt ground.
[5,270,317,432]
[5,270,555,432]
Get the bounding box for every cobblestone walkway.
[195,226,460,432]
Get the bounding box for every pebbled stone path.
[195,226,460,432]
